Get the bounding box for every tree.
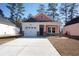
[26,14,36,22]
[60,3,70,23]
[7,3,16,22]
[22,17,27,22]
[47,3,59,21]
[7,3,25,34]
[27,13,33,19]
[68,3,79,20]
[37,4,45,13]
[0,9,4,17]
[60,3,79,25]
[7,3,25,23]
[15,3,25,21]
[15,19,22,33]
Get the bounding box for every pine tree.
[0,9,4,17]
[15,3,25,21]
[60,3,70,23]
[27,14,33,19]
[7,3,16,22]
[37,4,45,13]
[68,3,79,20]
[47,3,59,21]
[7,3,25,34]
[7,3,25,23]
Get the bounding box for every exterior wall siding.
[0,23,20,37]
[22,22,60,36]
[63,23,79,36]
[0,15,20,37]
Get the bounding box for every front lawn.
[48,36,79,56]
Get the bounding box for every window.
[48,27,51,33]
[52,28,55,33]
[25,27,36,29]
[48,27,55,34]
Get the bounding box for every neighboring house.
[0,15,20,37]
[63,17,79,36]
[22,13,60,37]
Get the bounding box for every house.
[0,15,20,37]
[22,13,60,37]
[63,17,79,36]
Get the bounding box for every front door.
[39,25,44,36]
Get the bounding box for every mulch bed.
[48,36,79,56]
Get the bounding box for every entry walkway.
[0,38,60,56]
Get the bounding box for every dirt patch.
[0,38,16,45]
[48,36,79,56]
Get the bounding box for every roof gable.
[26,13,52,22]
[34,13,52,22]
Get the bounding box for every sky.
[0,3,48,18]
[0,3,65,29]
[1,3,79,29]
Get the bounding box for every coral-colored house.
[22,13,60,37]
[63,17,79,36]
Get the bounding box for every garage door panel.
[24,27,37,36]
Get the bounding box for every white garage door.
[24,27,37,37]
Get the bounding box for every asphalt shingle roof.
[65,17,79,26]
[0,15,16,26]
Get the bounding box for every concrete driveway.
[0,38,60,56]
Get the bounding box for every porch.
[37,25,60,36]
